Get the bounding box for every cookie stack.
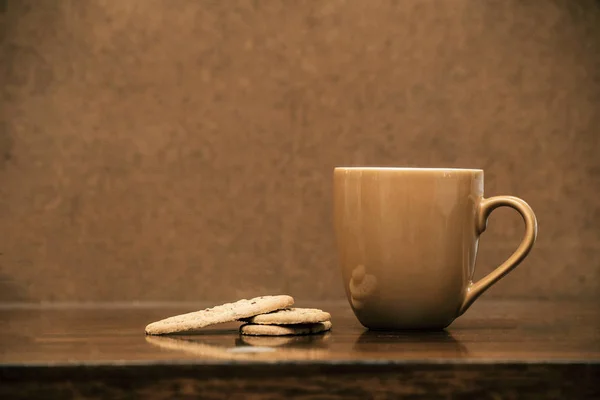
[145,295,332,336]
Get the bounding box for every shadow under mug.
[333,167,537,330]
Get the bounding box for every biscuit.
[240,321,332,336]
[145,295,294,335]
[241,307,331,325]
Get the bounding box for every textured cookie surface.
[240,321,332,336]
[145,295,294,335]
[241,308,331,325]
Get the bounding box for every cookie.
[241,307,331,325]
[145,295,294,335]
[240,321,332,336]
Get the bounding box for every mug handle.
[459,196,538,315]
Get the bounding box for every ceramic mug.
[333,167,537,330]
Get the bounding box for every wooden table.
[1,300,598,398]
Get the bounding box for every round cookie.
[145,295,294,335]
[241,308,331,325]
[240,321,332,336]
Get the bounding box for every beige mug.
[333,167,537,330]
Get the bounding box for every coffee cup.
[333,167,537,330]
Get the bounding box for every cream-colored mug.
[333,167,537,330]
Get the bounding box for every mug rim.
[334,167,483,172]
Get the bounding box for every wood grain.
[2,364,598,399]
[1,300,598,398]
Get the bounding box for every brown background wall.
[1,0,598,303]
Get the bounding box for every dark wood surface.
[1,300,598,398]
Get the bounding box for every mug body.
[334,167,484,330]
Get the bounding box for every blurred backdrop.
[1,0,598,302]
